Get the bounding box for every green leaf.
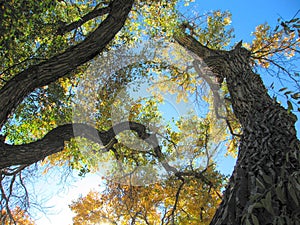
[284,91,293,95]
[287,101,293,112]
[262,174,272,184]
[251,214,260,225]
[278,87,287,92]
[288,18,299,23]
[291,93,300,99]
[291,177,300,192]
[261,191,275,215]
[275,183,286,204]
[245,218,252,225]
[288,182,299,206]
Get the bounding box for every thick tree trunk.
[175,33,300,225]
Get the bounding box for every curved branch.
[0,120,213,188]
[0,0,134,128]
[0,121,154,169]
[0,121,179,177]
[170,178,185,224]
[57,5,111,35]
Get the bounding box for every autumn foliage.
[0,0,299,224]
[70,171,225,225]
[1,207,35,225]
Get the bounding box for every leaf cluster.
[70,170,226,225]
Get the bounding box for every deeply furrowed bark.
[175,33,300,225]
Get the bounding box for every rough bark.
[0,122,152,169]
[0,0,134,128]
[1,1,299,222]
[0,120,192,184]
[175,33,300,225]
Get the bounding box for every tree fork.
[175,32,300,225]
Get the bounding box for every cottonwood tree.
[70,11,300,225]
[174,26,300,224]
[0,0,300,224]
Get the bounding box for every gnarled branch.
[0,121,152,169]
[0,121,215,190]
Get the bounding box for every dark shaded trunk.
[175,33,300,225]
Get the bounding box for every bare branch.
[263,57,300,90]
[170,178,185,225]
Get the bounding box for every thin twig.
[170,178,185,225]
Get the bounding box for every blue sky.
[188,0,299,43]
[35,1,300,224]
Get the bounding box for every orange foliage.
[70,173,224,225]
[245,22,299,68]
[1,207,35,225]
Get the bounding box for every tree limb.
[0,120,215,192]
[0,121,153,169]
[57,5,111,35]
[174,32,218,59]
[170,178,185,225]
[0,0,134,128]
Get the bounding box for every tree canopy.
[0,0,299,224]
